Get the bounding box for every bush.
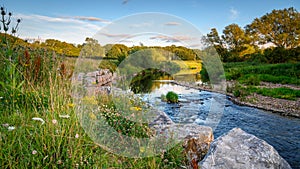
[166,91,179,103]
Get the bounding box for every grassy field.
[224,62,300,85]
[224,62,300,100]
[173,60,202,75]
[0,43,187,168]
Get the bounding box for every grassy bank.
[0,42,187,168]
[224,62,300,100]
[224,62,300,85]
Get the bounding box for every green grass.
[0,39,188,168]
[232,85,300,100]
[248,87,300,100]
[224,62,300,85]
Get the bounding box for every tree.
[41,39,80,56]
[207,28,230,62]
[81,37,104,57]
[246,7,300,49]
[222,24,248,50]
[106,44,129,62]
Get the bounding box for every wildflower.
[89,112,97,120]
[139,146,145,153]
[0,96,3,99]
[67,103,75,108]
[32,117,45,125]
[8,126,15,131]
[59,114,70,119]
[75,134,79,139]
[1,10,6,16]
[130,106,142,111]
[2,123,9,127]
[32,150,37,155]
[57,160,62,164]
[52,119,57,124]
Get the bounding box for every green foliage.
[80,38,104,57]
[238,74,261,86]
[231,84,249,98]
[200,65,209,82]
[199,46,225,83]
[98,59,118,72]
[41,39,81,57]
[207,7,300,63]
[224,62,300,82]
[246,87,300,100]
[246,7,300,49]
[130,69,172,94]
[257,74,300,85]
[96,94,152,138]
[106,44,129,62]
[166,91,179,103]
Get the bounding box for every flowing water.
[138,82,300,168]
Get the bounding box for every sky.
[2,0,299,46]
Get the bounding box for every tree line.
[206,7,300,63]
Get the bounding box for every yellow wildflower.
[67,103,75,108]
[89,112,97,120]
[130,106,142,111]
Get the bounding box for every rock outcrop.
[200,128,291,169]
[149,110,213,168]
[75,69,113,87]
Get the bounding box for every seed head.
[1,10,6,16]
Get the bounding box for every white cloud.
[164,22,181,26]
[14,13,105,44]
[150,35,195,43]
[229,8,239,20]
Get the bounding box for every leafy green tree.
[106,44,129,62]
[246,7,300,49]
[207,28,230,62]
[80,37,104,57]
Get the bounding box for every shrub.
[166,91,179,103]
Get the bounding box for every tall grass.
[0,27,186,169]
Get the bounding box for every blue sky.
[2,0,299,45]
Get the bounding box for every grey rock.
[200,128,291,169]
[149,110,213,168]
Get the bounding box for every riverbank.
[172,80,300,118]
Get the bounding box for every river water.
[138,82,300,169]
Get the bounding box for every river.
[137,82,300,169]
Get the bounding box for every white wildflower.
[75,134,79,139]
[8,126,15,131]
[52,119,57,124]
[59,114,70,119]
[32,150,37,155]
[2,123,9,127]
[32,117,45,125]
[0,96,3,99]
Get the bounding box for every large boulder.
[149,111,213,168]
[200,128,291,169]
